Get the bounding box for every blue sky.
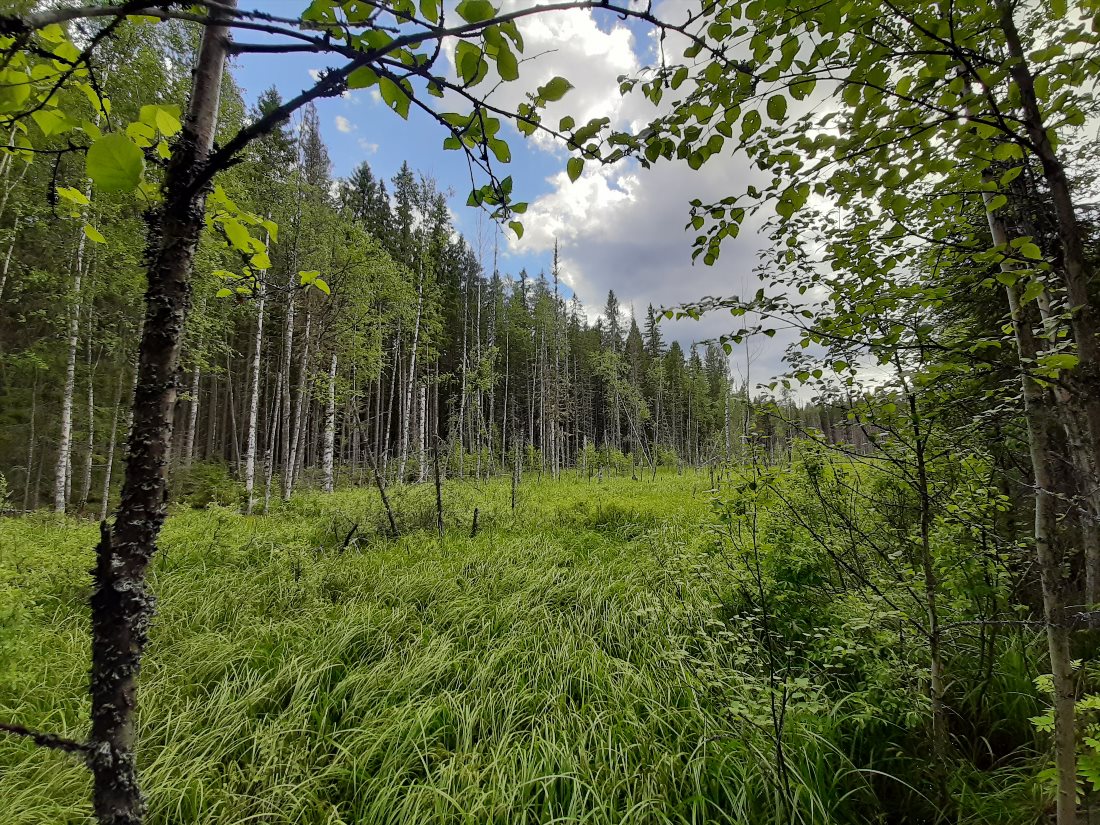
[225,2,786,378]
[230,22,566,283]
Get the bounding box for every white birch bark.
[322,352,337,492]
[285,306,311,499]
[54,235,87,512]
[243,280,266,513]
[99,372,124,521]
[398,271,424,481]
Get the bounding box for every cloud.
[441,1,641,150]
[308,68,322,82]
[335,115,354,133]
[357,138,379,154]
[434,0,820,383]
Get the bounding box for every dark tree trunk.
[88,7,234,824]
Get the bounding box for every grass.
[0,470,1046,824]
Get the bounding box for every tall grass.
[0,472,1046,824]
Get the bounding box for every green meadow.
[1,472,1050,824]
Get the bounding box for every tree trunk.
[98,372,124,523]
[0,215,19,305]
[182,362,201,471]
[285,305,311,499]
[998,0,1100,605]
[79,327,97,512]
[322,352,337,492]
[398,272,424,482]
[279,288,296,497]
[54,240,86,513]
[89,8,234,824]
[243,280,265,513]
[985,191,1077,825]
[22,370,37,511]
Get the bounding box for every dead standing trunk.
[89,7,234,824]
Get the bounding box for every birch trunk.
[0,216,19,305]
[398,272,424,481]
[99,372,125,522]
[22,371,37,511]
[285,306,311,498]
[54,236,87,513]
[182,362,201,470]
[322,353,337,492]
[77,324,98,511]
[243,280,265,513]
[998,0,1100,606]
[985,190,1077,825]
[280,283,297,498]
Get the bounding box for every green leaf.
[455,41,486,85]
[538,76,573,102]
[1020,242,1043,260]
[495,43,519,82]
[1041,353,1079,371]
[347,66,379,89]
[222,219,252,251]
[509,220,524,239]
[85,132,144,193]
[79,83,110,116]
[740,110,761,141]
[83,224,106,244]
[215,287,234,298]
[261,218,279,244]
[31,108,71,137]
[790,77,816,100]
[420,0,440,23]
[456,0,496,22]
[766,95,787,121]
[313,277,331,295]
[299,270,320,285]
[56,186,89,206]
[154,106,181,136]
[567,157,583,182]
[379,77,410,118]
[250,252,272,270]
[488,137,511,163]
[0,69,31,113]
[1021,279,1045,304]
[126,121,156,147]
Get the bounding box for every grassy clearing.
[0,471,1044,824]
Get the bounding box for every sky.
[228,0,789,384]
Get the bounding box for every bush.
[173,462,243,509]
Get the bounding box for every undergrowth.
[0,471,1051,824]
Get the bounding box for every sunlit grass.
[0,470,1044,824]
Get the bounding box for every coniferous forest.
[1,1,1100,824]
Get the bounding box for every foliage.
[0,470,1060,824]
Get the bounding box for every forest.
[0,0,1098,824]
